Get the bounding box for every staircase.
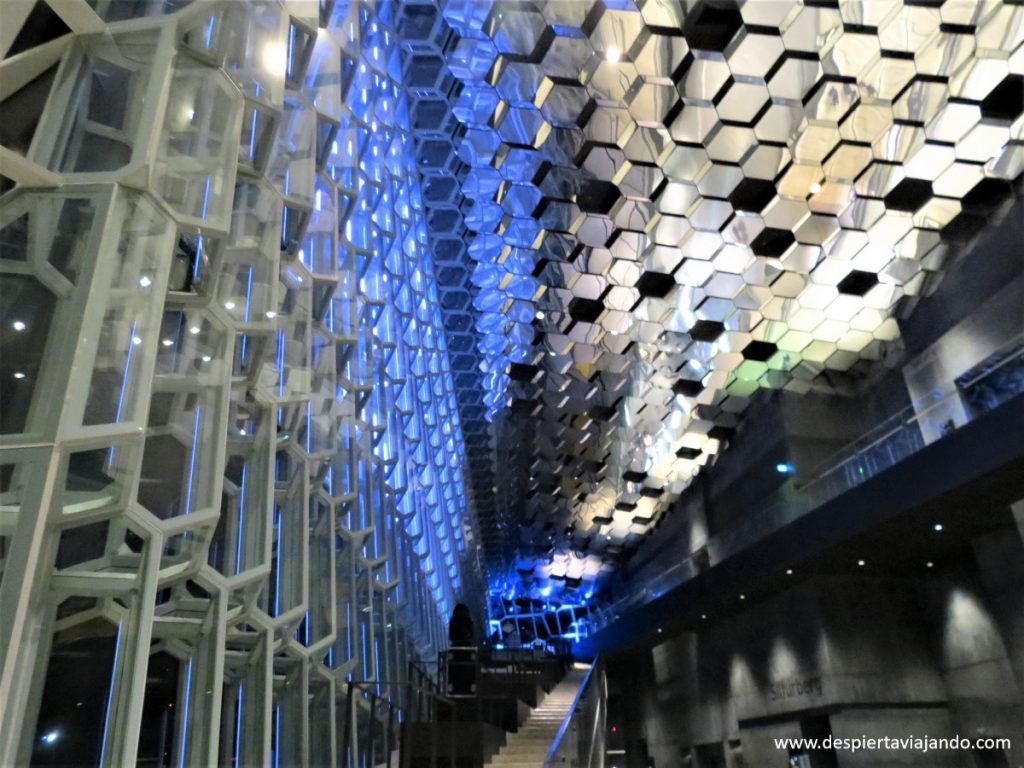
[485,663,591,768]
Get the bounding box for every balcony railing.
[592,337,1024,629]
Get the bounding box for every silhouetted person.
[448,603,475,647]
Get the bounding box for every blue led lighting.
[184,405,201,513]
[178,658,194,768]
[97,625,123,766]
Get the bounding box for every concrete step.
[484,665,591,768]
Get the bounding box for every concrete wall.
[610,518,1024,768]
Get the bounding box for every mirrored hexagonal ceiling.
[394,0,1023,601]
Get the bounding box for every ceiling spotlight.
[162,339,174,347]
[857,559,866,567]
[739,593,746,600]
[657,627,663,634]
[786,569,793,575]
[926,561,934,568]
[933,523,943,532]
[11,321,25,331]
[535,310,545,320]
[266,311,277,319]
[13,372,25,380]
[40,730,59,745]
[224,301,236,310]
[139,276,152,288]
[701,614,707,620]
[239,428,247,436]
[189,326,201,335]
[132,336,142,345]
[606,46,621,64]
[201,355,212,362]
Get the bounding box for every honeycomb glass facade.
[1,1,480,765]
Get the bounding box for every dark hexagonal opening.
[635,271,677,298]
[743,340,777,361]
[708,425,734,441]
[683,0,742,53]
[568,296,605,323]
[751,227,796,257]
[689,319,725,342]
[509,363,540,382]
[640,486,663,498]
[729,178,777,213]
[884,178,933,212]
[576,179,621,214]
[623,470,648,483]
[980,75,1024,122]
[672,378,704,397]
[589,404,617,421]
[837,270,879,296]
[961,177,1013,214]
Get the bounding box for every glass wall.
[0,1,480,765]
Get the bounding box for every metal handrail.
[342,678,457,768]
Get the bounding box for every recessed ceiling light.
[189,326,201,335]
[857,559,866,567]
[786,569,793,575]
[139,276,152,288]
[132,336,142,345]
[701,614,707,620]
[606,46,621,64]
[201,355,212,362]
[13,372,25,379]
[224,301,236,310]
[926,561,934,568]
[657,627,662,633]
[162,339,174,347]
[739,594,746,600]
[11,321,25,331]
[933,523,943,532]
[266,311,277,319]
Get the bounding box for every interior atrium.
[0,1,1022,766]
